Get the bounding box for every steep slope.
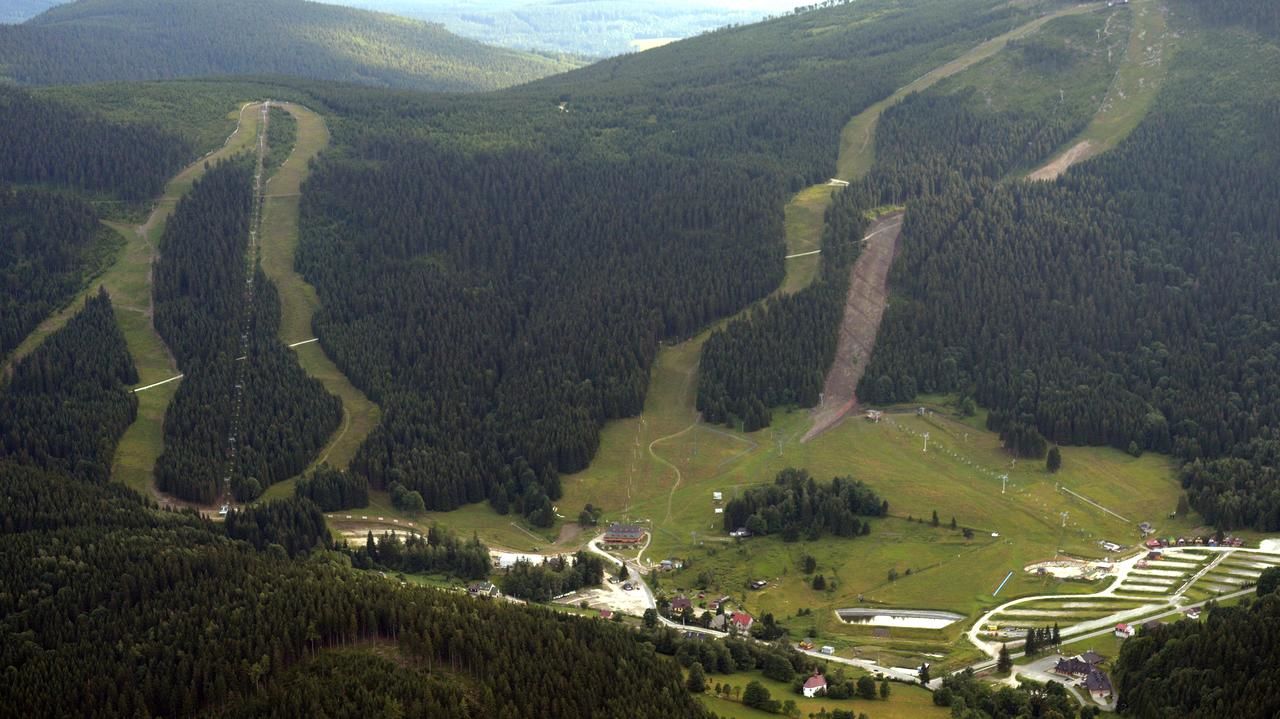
[0,0,579,90]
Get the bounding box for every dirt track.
[803,212,904,441]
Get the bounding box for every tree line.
[346,525,491,580]
[0,185,109,359]
[499,551,607,602]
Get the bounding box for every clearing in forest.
[255,103,382,472]
[1028,0,1171,180]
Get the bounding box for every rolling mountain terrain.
[0,0,579,90]
[3,0,1280,717]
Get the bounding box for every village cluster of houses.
[666,593,755,632]
[1051,651,1112,701]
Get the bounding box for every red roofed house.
[599,609,613,620]
[802,672,827,698]
[670,596,693,613]
[731,612,754,632]
[1115,623,1134,638]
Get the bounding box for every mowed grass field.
[695,669,946,719]
[557,392,1194,669]
[256,102,381,471]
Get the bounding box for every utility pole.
[923,432,930,453]
[1001,475,1008,494]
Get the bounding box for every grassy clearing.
[567,401,1190,667]
[935,10,1122,120]
[836,3,1102,181]
[696,668,945,719]
[779,183,837,295]
[256,102,382,472]
[1027,0,1172,178]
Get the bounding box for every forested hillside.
[0,205,707,716]
[0,464,714,717]
[1114,592,1280,718]
[698,7,1115,429]
[0,0,64,24]
[297,0,1054,521]
[153,160,340,503]
[0,0,577,91]
[0,187,113,360]
[0,85,189,200]
[861,10,1280,528]
[0,290,137,482]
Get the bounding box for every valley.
[4,0,1280,716]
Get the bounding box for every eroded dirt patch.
[803,212,904,441]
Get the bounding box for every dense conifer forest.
[347,524,491,579]
[1113,592,1280,718]
[153,160,340,503]
[0,186,111,358]
[862,19,1280,528]
[0,280,703,716]
[0,466,713,717]
[263,105,296,173]
[294,464,369,511]
[0,85,189,200]
[0,290,137,481]
[0,0,577,91]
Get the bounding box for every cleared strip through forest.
[1028,0,1170,180]
[255,103,382,473]
[69,102,262,499]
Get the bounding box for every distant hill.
[335,0,797,57]
[0,0,580,90]
[0,0,66,24]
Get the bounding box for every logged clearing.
[804,212,903,441]
[1028,0,1171,180]
[257,102,382,471]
